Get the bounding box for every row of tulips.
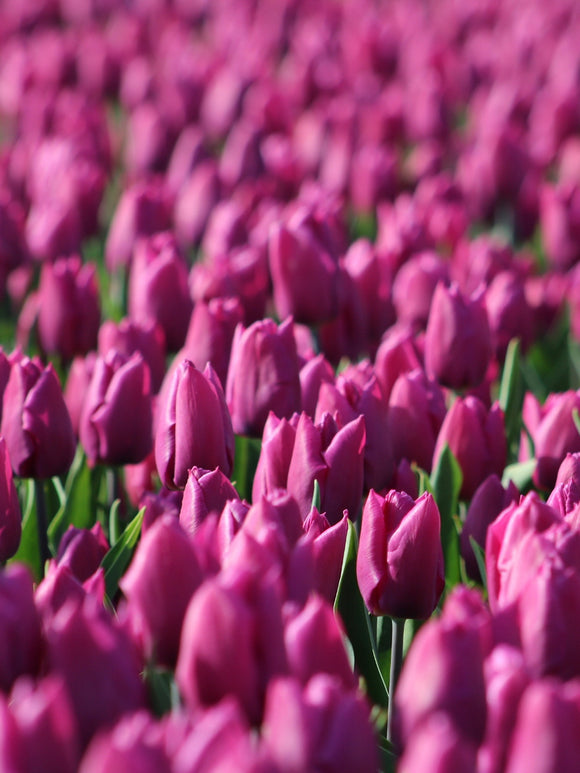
[1,0,580,771]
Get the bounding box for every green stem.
[34,479,50,569]
[387,617,406,743]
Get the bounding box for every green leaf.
[144,666,180,717]
[9,479,42,581]
[499,339,524,462]
[101,507,144,602]
[335,521,389,708]
[379,744,398,773]
[232,435,262,501]
[48,449,103,553]
[502,458,537,492]
[469,536,488,592]
[573,407,580,437]
[109,499,122,546]
[431,444,462,590]
[311,479,322,511]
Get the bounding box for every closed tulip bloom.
[226,317,301,437]
[1,357,76,479]
[37,255,100,362]
[0,438,22,562]
[98,318,166,394]
[79,351,153,467]
[397,713,478,773]
[179,466,240,536]
[540,181,580,270]
[374,323,422,401]
[425,282,492,389]
[0,565,42,692]
[155,359,234,489]
[392,251,449,330]
[357,489,444,619]
[433,396,506,501]
[485,270,534,361]
[268,212,340,325]
[120,515,204,667]
[56,523,109,583]
[128,231,193,352]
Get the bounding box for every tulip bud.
[174,160,221,248]
[226,317,301,437]
[1,357,76,479]
[182,296,244,388]
[397,713,478,773]
[179,466,240,536]
[388,368,446,472]
[424,282,492,389]
[155,359,234,488]
[540,181,580,270]
[374,323,422,401]
[105,181,172,271]
[120,515,204,667]
[0,565,42,692]
[0,438,21,562]
[128,231,193,353]
[433,396,506,501]
[56,524,109,583]
[37,256,100,362]
[485,271,534,361]
[460,475,519,583]
[46,597,146,747]
[268,212,340,325]
[98,318,166,394]
[392,251,449,330]
[357,489,444,619]
[79,351,153,467]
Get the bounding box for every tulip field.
[2,0,580,770]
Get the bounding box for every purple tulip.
[374,323,422,401]
[155,359,234,489]
[37,255,100,362]
[397,713,478,773]
[424,282,492,389]
[1,357,76,479]
[56,524,109,583]
[388,368,447,472]
[0,438,21,562]
[121,515,204,667]
[174,160,221,249]
[179,466,240,536]
[357,489,444,619]
[226,317,301,437]
[392,251,449,330]
[432,396,506,501]
[485,270,534,361]
[63,353,97,437]
[128,231,193,353]
[0,565,42,692]
[45,597,146,747]
[98,317,166,394]
[540,181,580,270]
[79,351,153,467]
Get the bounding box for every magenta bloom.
[79,351,153,467]
[155,359,234,489]
[0,438,21,562]
[357,489,444,619]
[1,357,76,479]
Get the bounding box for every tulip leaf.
[144,666,180,717]
[48,448,101,553]
[10,479,42,581]
[469,536,488,592]
[232,435,262,501]
[573,407,580,437]
[101,507,144,602]
[430,444,462,590]
[379,743,397,773]
[501,458,537,492]
[311,479,322,511]
[335,520,389,708]
[499,339,524,462]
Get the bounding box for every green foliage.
[101,507,144,603]
[232,435,262,501]
[430,444,462,591]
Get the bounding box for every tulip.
[174,160,221,248]
[299,354,335,417]
[392,251,449,330]
[104,181,172,271]
[374,323,422,401]
[424,282,492,389]
[1,357,76,479]
[79,351,153,467]
[56,523,108,585]
[179,466,240,536]
[504,680,580,773]
[268,210,340,325]
[182,296,244,389]
[485,270,534,360]
[388,368,446,472]
[98,317,166,394]
[432,396,506,501]
[128,231,193,353]
[155,359,234,489]
[11,676,80,773]
[0,438,21,562]
[46,597,146,747]
[460,475,519,583]
[37,255,100,362]
[0,565,42,692]
[540,181,580,270]
[226,317,301,437]
[357,489,444,620]
[397,713,478,773]
[317,265,367,365]
[64,353,97,437]
[120,515,204,667]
